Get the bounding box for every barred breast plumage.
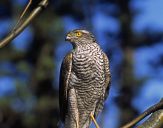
[70,43,105,126]
[59,29,111,128]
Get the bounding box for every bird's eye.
[76,32,82,37]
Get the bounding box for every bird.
[59,29,111,128]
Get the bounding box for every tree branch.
[13,0,32,30]
[0,0,48,48]
[137,109,163,128]
[121,98,163,128]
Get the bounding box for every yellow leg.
[13,0,32,30]
[76,121,79,128]
[90,112,100,128]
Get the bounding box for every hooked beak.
[65,33,71,41]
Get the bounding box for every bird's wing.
[94,53,111,117]
[59,52,72,122]
[103,53,111,99]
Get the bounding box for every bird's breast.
[71,47,105,84]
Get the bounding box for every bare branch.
[137,109,163,128]
[13,0,32,30]
[121,98,163,128]
[0,0,48,48]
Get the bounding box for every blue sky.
[131,0,163,33]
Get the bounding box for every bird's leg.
[76,120,79,128]
[13,0,32,30]
[90,112,100,128]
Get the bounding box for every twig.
[121,98,163,128]
[0,0,48,48]
[13,0,32,31]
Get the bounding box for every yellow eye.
[76,32,82,37]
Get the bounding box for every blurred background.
[0,0,163,128]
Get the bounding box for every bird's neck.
[73,43,89,50]
[72,43,99,53]
[72,41,95,49]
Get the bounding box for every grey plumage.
[59,29,111,128]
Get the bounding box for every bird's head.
[65,29,96,46]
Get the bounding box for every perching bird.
[59,29,111,128]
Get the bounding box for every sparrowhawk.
[59,29,111,128]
